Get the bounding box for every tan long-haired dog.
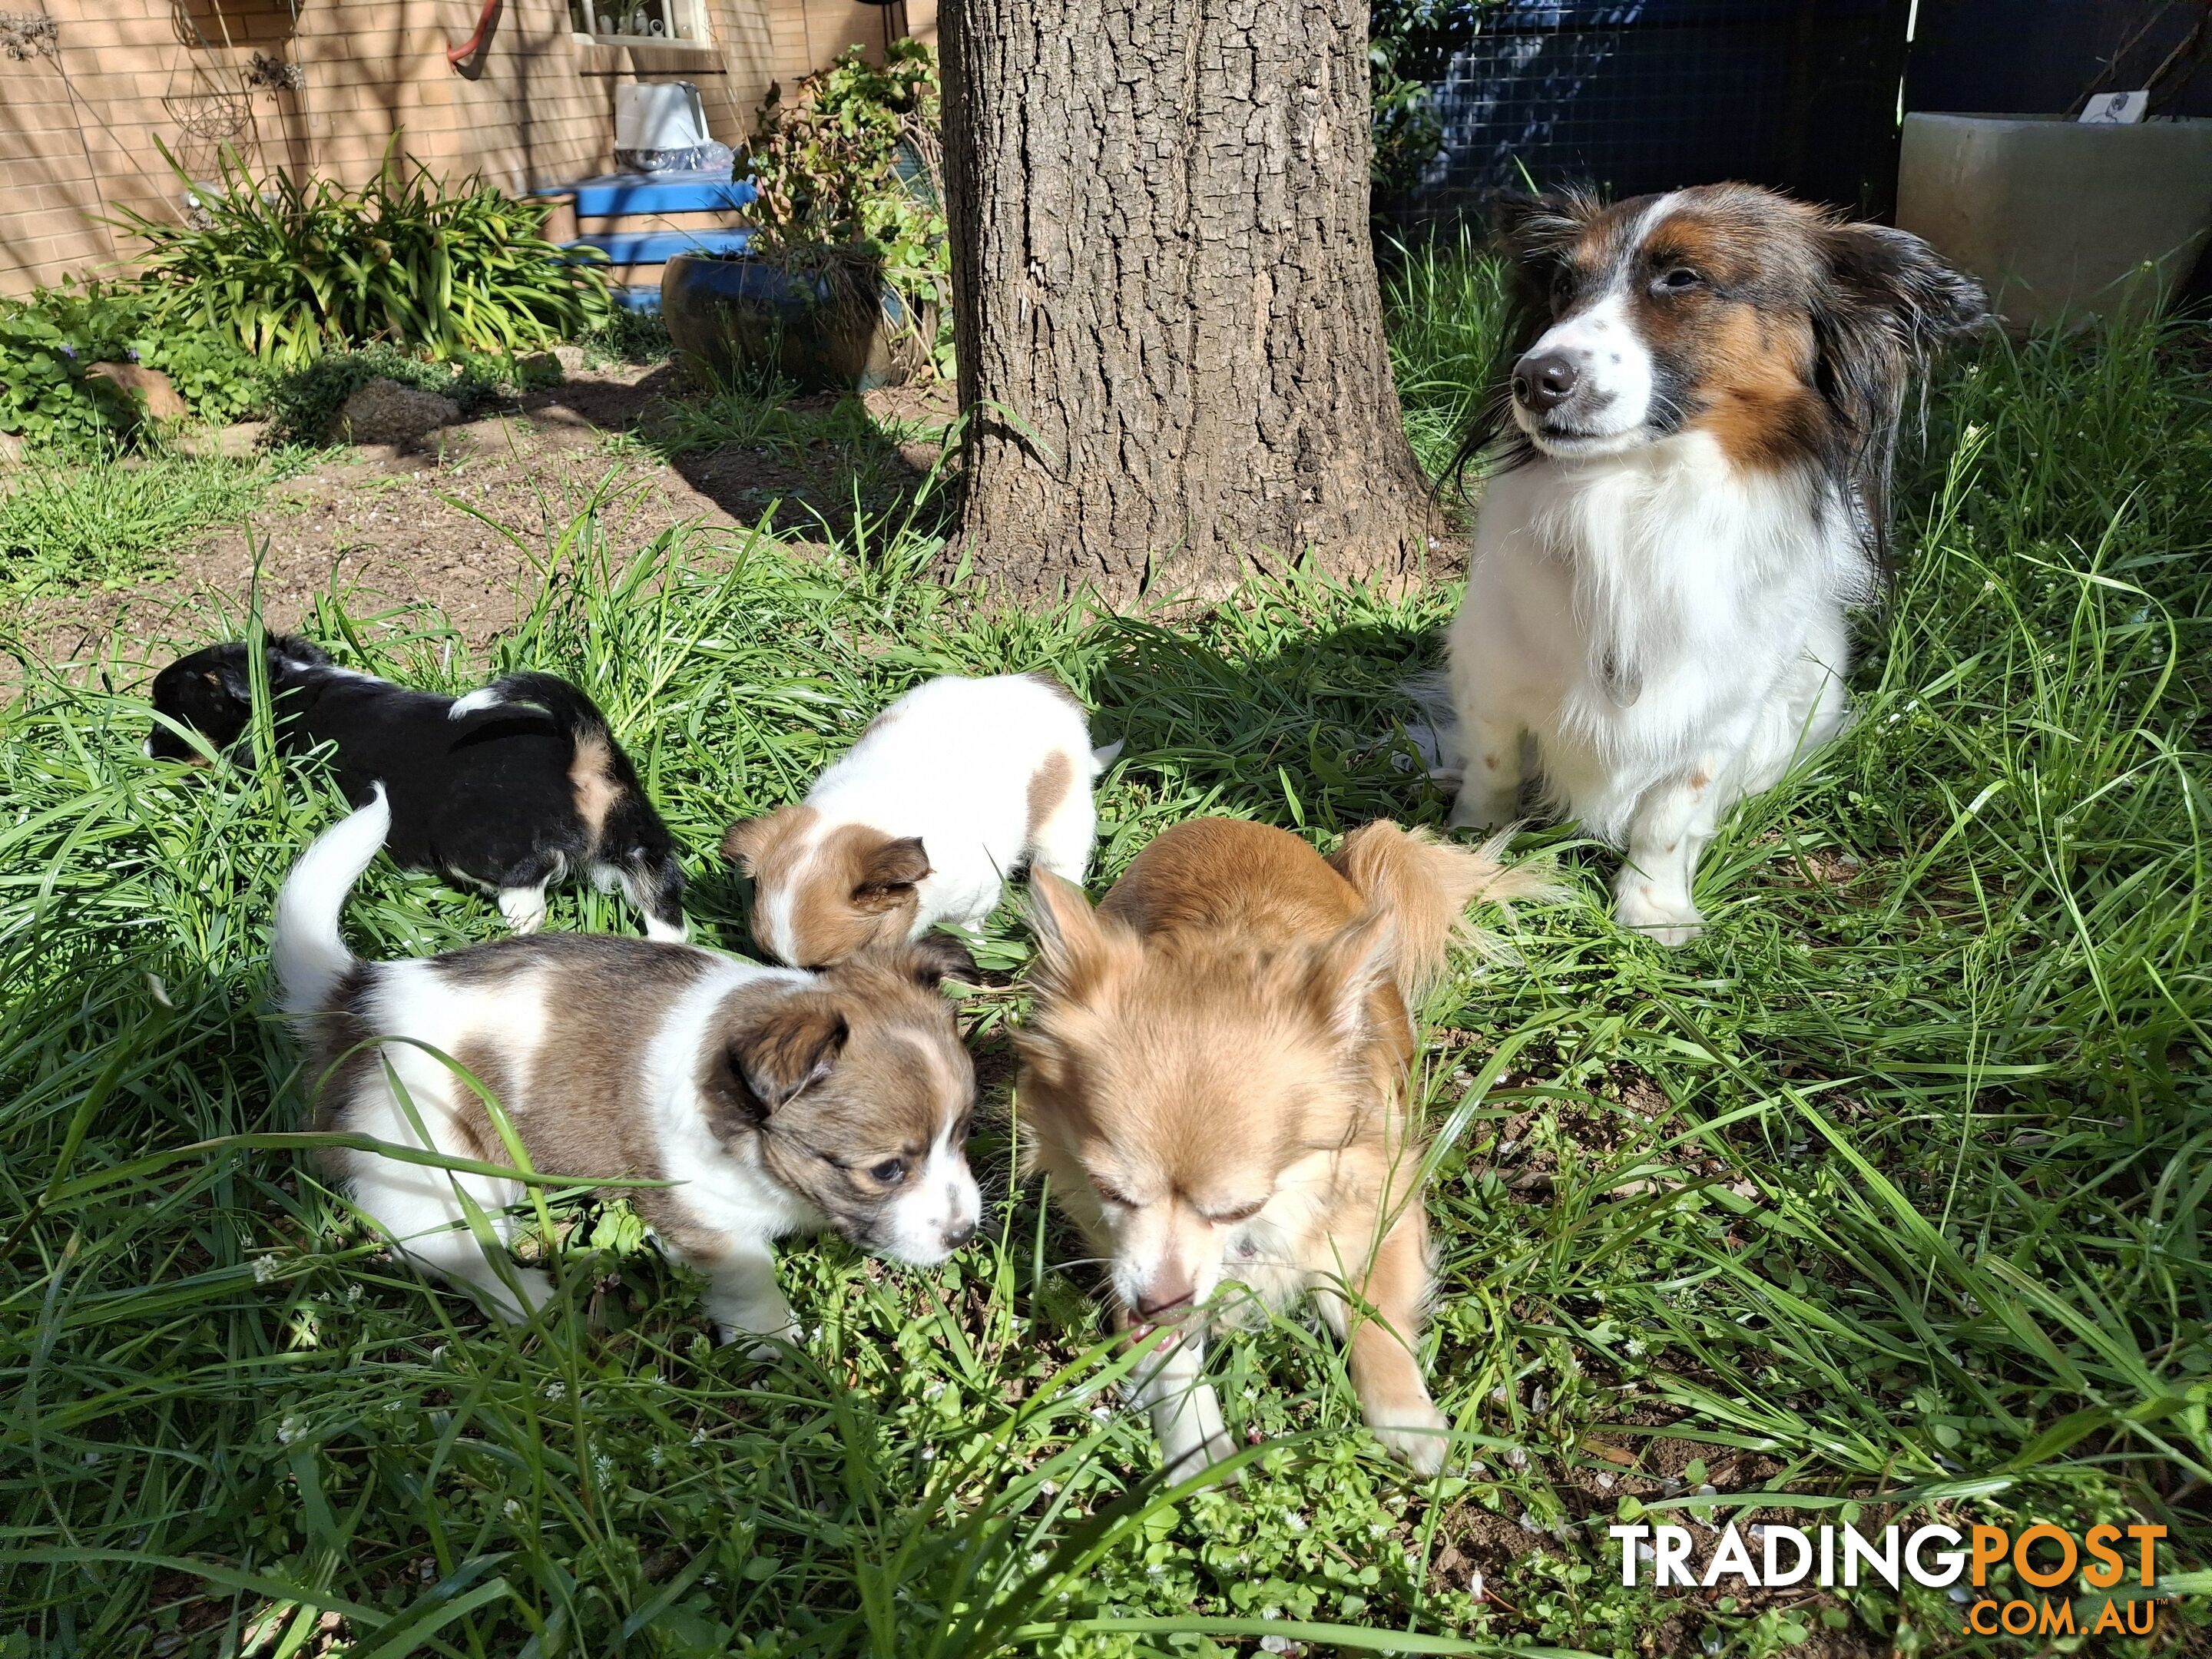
[1016,817,1557,1478]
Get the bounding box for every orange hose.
[447,0,503,68]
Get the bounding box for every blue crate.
[568,228,755,266]
[565,172,759,217]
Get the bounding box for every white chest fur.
[1447,432,1866,942]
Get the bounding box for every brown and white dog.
[1015,817,1555,1478]
[274,788,981,1340]
[723,673,1113,969]
[1441,184,1985,942]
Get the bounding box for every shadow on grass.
[1070,597,1462,863]
[630,369,955,541]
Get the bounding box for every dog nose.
[1512,349,1579,412]
[1134,1286,1194,1322]
[939,1219,976,1251]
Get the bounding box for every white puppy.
[1442,184,1983,942]
[722,672,1114,967]
[275,789,982,1336]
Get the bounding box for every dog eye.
[1548,268,1576,309]
[1654,267,1702,293]
[869,1159,907,1185]
[1092,1181,1134,1207]
[1210,1200,1267,1225]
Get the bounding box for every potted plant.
[661,41,947,390]
[1899,92,2212,329]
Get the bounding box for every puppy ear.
[1300,909,1399,1045]
[852,835,930,911]
[728,998,849,1114]
[270,634,332,668]
[720,816,767,872]
[902,931,978,987]
[1810,223,1986,573]
[722,807,809,876]
[1821,222,1988,350]
[1025,869,1140,1005]
[217,647,256,704]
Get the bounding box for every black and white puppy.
[274,789,982,1336]
[150,635,686,939]
[1442,184,1986,942]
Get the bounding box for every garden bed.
[8,365,955,672]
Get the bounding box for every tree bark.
[939,0,1442,606]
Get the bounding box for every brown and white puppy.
[1015,817,1556,1478]
[723,672,1113,969]
[1441,184,1985,942]
[273,788,981,1339]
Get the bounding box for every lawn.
[1,257,2207,1659]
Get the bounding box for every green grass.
[637,363,954,538]
[2,259,2209,1657]
[1384,232,1511,485]
[0,445,306,593]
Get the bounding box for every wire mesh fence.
[1388,0,1912,230]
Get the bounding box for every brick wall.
[769,0,937,88]
[0,0,806,295]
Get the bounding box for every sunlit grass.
[2,276,2207,1656]
[0,442,310,593]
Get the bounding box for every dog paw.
[486,1266,556,1322]
[498,888,548,934]
[714,1320,800,1358]
[1161,1429,1243,1485]
[1448,787,1516,833]
[1369,1402,1452,1476]
[1615,885,1702,946]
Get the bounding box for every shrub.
[0,283,264,448]
[117,144,612,371]
[0,305,135,449]
[262,343,514,447]
[1369,0,1498,207]
[744,40,949,348]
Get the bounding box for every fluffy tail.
[1330,820,1563,1000]
[449,671,613,744]
[1397,669,1465,784]
[273,786,389,1014]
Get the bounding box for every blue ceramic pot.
[661,253,933,391]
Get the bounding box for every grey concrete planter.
[1898,113,2212,330]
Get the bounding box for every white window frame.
[570,0,711,48]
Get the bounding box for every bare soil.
[15,365,955,674]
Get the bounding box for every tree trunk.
[939,0,1442,606]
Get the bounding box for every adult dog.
[1442,184,1985,942]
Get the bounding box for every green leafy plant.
[1369,0,1498,209]
[0,283,264,448]
[24,280,267,423]
[117,143,612,371]
[743,41,949,369]
[0,304,134,449]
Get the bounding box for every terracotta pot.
[661,252,934,391]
